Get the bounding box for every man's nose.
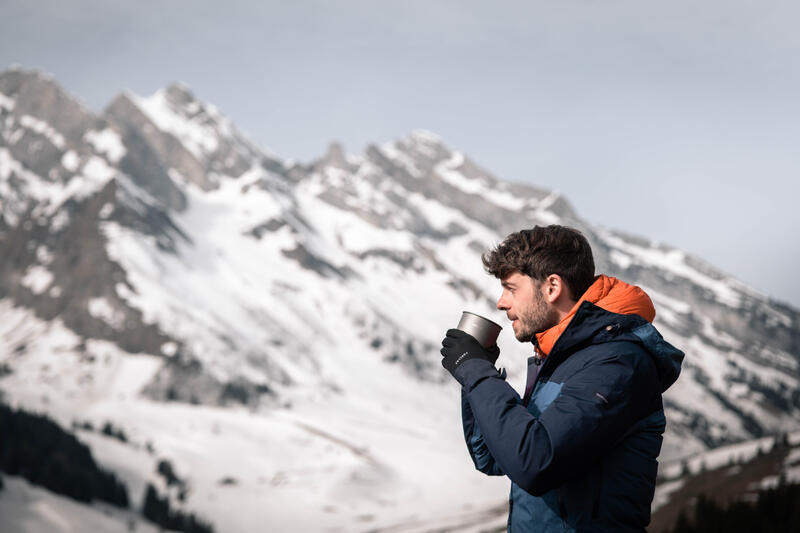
[496,293,509,310]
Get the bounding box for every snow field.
[0,476,165,533]
[0,296,509,531]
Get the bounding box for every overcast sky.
[2,0,799,307]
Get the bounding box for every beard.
[513,288,560,342]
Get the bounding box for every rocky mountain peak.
[0,68,95,146]
[321,141,349,170]
[163,82,197,107]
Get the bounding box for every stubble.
[514,287,560,342]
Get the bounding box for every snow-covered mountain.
[1,67,798,532]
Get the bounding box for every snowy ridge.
[133,88,221,159]
[434,150,526,210]
[600,229,745,308]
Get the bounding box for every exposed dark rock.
[282,243,351,279]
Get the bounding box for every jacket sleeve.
[461,388,505,476]
[455,348,658,495]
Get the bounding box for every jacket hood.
[536,274,656,356]
[546,300,684,393]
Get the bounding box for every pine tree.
[667,482,800,532]
[141,483,214,533]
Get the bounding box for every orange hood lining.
[535,274,656,356]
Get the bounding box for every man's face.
[496,272,560,342]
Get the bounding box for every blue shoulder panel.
[528,381,563,418]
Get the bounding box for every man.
[440,225,684,532]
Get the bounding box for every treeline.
[669,481,800,533]
[0,403,129,507]
[143,483,214,533]
[1,402,215,533]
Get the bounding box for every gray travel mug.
[456,311,503,348]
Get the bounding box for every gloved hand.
[440,329,500,382]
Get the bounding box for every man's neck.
[553,297,578,323]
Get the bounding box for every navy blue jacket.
[458,301,684,532]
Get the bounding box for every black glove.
[440,329,500,378]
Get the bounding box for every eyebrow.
[501,280,516,289]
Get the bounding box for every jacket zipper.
[522,344,544,406]
[533,337,558,380]
[507,495,513,531]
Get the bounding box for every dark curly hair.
[482,225,596,299]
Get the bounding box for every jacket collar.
[540,300,684,393]
[547,300,647,358]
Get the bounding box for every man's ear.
[544,274,565,303]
